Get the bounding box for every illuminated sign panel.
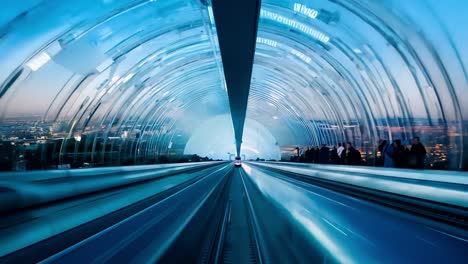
[293,3,318,19]
[260,9,330,44]
[257,37,278,47]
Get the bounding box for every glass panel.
[0,0,228,169]
[247,0,467,169]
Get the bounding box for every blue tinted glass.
[0,0,228,166]
[247,0,467,168]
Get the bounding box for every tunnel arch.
[0,0,229,167]
[0,0,466,170]
[246,0,467,169]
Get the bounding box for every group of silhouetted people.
[378,137,426,169]
[291,137,427,169]
[296,142,362,165]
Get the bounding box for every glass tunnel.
[0,0,467,170]
[1,1,468,264]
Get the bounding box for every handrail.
[241,163,468,263]
[0,161,226,212]
[0,163,232,260]
[259,161,468,185]
[248,162,468,209]
[0,161,222,182]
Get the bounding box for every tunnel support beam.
[212,0,261,156]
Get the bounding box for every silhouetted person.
[409,137,426,169]
[344,142,360,165]
[292,147,300,162]
[337,143,345,163]
[299,151,306,163]
[376,139,387,166]
[339,144,346,164]
[392,139,406,168]
[382,140,395,168]
[319,144,330,164]
[330,146,340,164]
[313,146,319,163]
[403,146,410,167]
[308,147,316,163]
[305,147,312,163]
[354,148,362,165]
[377,139,386,152]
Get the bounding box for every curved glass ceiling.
[0,0,228,167]
[0,0,466,170]
[248,0,467,169]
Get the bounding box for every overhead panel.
[212,0,262,156]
